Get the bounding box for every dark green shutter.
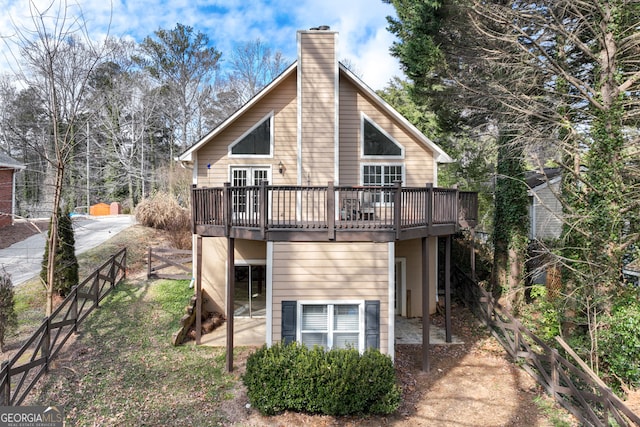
[365,300,380,350]
[281,300,297,344]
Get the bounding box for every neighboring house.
[178,27,477,367]
[527,167,563,241]
[0,152,25,228]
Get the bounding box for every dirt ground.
[1,221,577,426]
[216,306,576,426]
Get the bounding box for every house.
[527,167,563,241]
[178,27,478,371]
[0,152,25,228]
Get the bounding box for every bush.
[0,268,17,351]
[243,342,401,416]
[599,293,640,390]
[135,192,191,249]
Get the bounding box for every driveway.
[0,215,135,286]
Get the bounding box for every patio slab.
[199,316,463,347]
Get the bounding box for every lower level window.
[300,303,362,351]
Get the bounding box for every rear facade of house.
[180,28,477,360]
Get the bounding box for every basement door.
[234,264,266,318]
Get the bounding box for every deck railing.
[191,182,478,239]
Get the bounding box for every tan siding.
[300,31,336,185]
[338,75,436,187]
[200,238,266,314]
[271,241,390,354]
[395,238,438,317]
[196,73,298,187]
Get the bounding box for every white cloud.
[0,0,404,89]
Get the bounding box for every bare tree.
[5,0,108,315]
[226,39,289,104]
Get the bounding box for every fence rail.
[0,248,127,406]
[147,247,192,280]
[453,267,640,427]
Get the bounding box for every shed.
[90,203,110,216]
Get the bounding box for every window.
[362,165,403,203]
[362,115,403,157]
[229,113,272,156]
[300,303,362,350]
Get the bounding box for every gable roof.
[178,61,453,164]
[0,152,25,170]
[526,167,562,191]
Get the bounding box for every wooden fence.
[452,267,640,427]
[147,247,192,281]
[0,248,127,406]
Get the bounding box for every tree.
[40,207,78,297]
[226,39,289,105]
[0,267,17,352]
[136,23,222,152]
[6,0,107,315]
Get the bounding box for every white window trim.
[360,112,405,160]
[228,111,274,158]
[296,300,365,352]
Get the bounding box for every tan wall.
[395,237,438,317]
[299,30,337,185]
[271,241,390,353]
[533,181,563,240]
[196,73,298,187]
[200,237,267,314]
[338,77,435,187]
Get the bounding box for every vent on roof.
[310,25,330,31]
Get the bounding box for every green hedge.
[242,342,401,416]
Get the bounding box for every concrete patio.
[199,316,463,347]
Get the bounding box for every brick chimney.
[297,26,339,185]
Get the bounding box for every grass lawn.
[10,225,241,426]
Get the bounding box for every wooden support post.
[226,237,235,372]
[470,227,476,282]
[393,181,402,240]
[327,181,335,240]
[259,180,268,239]
[445,235,452,343]
[147,247,152,278]
[71,288,78,334]
[223,182,231,237]
[421,236,430,372]
[425,183,433,234]
[196,236,203,345]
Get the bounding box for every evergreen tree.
[40,207,79,297]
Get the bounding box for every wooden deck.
[191,182,478,242]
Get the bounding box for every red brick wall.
[0,169,14,228]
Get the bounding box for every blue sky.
[0,0,405,90]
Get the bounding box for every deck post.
[223,182,231,237]
[421,236,430,372]
[425,183,433,234]
[445,235,452,343]
[393,181,402,240]
[259,180,268,239]
[196,236,203,345]
[226,237,235,372]
[327,181,335,240]
[191,184,197,233]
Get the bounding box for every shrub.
[243,342,401,416]
[599,293,640,390]
[135,192,191,249]
[0,267,17,352]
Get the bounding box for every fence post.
[93,272,100,309]
[1,361,9,406]
[109,253,117,288]
[71,287,78,334]
[550,348,559,400]
[43,318,51,373]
